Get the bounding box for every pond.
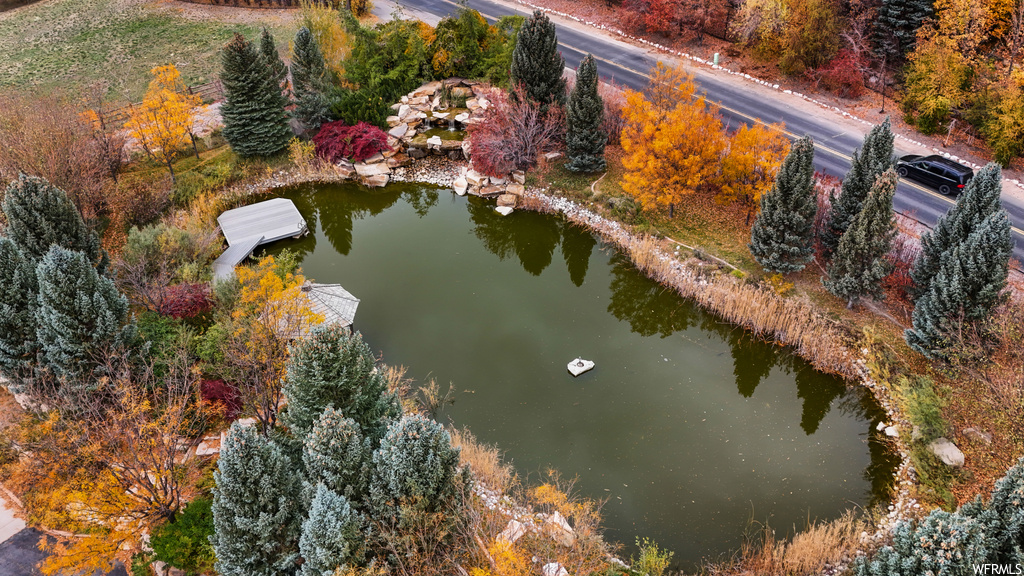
[259,182,896,568]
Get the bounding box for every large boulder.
[465,169,488,187]
[386,115,401,127]
[362,174,390,188]
[497,194,517,208]
[388,123,409,139]
[355,162,391,177]
[453,177,468,196]
[386,153,413,168]
[505,183,525,196]
[928,437,965,467]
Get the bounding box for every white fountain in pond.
[567,358,595,376]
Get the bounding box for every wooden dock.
[212,198,307,281]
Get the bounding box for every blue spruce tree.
[302,408,370,504]
[510,10,566,114]
[298,484,366,576]
[2,174,106,272]
[211,423,303,576]
[368,414,469,522]
[290,27,333,130]
[34,246,138,382]
[565,54,606,173]
[281,325,400,441]
[0,238,38,381]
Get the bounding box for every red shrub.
[812,49,867,99]
[313,120,392,163]
[158,282,214,320]
[599,80,627,146]
[468,86,564,177]
[882,222,921,321]
[201,379,242,420]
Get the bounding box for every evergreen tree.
[821,118,895,257]
[368,415,469,522]
[855,456,1024,574]
[509,10,566,113]
[823,169,898,308]
[749,136,818,274]
[872,0,934,61]
[911,163,1004,299]
[565,54,606,173]
[291,27,333,130]
[302,408,369,504]
[34,246,138,382]
[220,33,292,158]
[299,484,365,576]
[211,423,303,576]
[2,175,106,272]
[0,238,38,379]
[261,27,289,95]
[905,210,1013,356]
[281,325,400,441]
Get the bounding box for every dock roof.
[217,198,307,247]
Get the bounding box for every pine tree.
[211,423,303,576]
[291,27,333,130]
[281,325,400,441]
[565,54,606,173]
[910,163,1005,300]
[749,136,818,274]
[823,169,898,307]
[0,238,38,379]
[34,246,138,382]
[821,118,895,257]
[905,210,1013,356]
[220,33,292,158]
[302,408,369,504]
[298,484,365,576]
[872,0,934,61]
[368,415,469,522]
[2,175,106,272]
[509,10,566,113]
[261,27,289,95]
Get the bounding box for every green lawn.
[0,0,296,101]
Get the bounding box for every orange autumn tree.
[125,64,202,183]
[717,122,789,223]
[620,63,728,216]
[227,255,324,435]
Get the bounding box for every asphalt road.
[391,0,1024,264]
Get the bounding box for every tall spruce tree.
[565,54,606,173]
[220,33,292,158]
[291,27,333,130]
[368,415,469,523]
[281,325,400,442]
[905,210,1013,356]
[872,0,934,61]
[302,408,370,504]
[0,238,38,379]
[2,175,106,272]
[749,136,819,274]
[261,27,289,95]
[509,10,566,113]
[298,484,365,576]
[34,246,138,382]
[911,163,1004,299]
[211,423,303,576]
[823,169,898,308]
[821,118,895,257]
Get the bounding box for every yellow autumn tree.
[621,63,728,216]
[228,255,324,434]
[717,122,789,224]
[300,0,352,79]
[124,64,202,183]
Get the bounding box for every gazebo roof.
[301,281,360,329]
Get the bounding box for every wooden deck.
[213,198,307,281]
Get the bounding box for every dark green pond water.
[260,182,895,568]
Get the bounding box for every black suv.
[896,154,974,195]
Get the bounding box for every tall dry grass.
[702,510,870,576]
[624,235,859,378]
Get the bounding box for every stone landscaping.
[327,79,536,216]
